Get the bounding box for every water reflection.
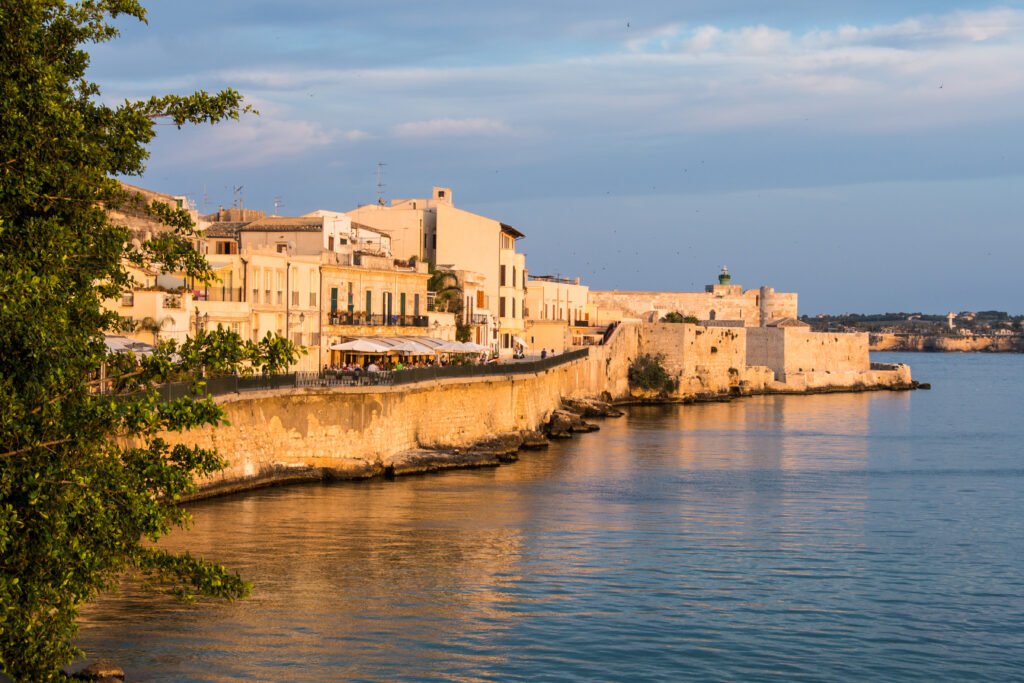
[76,371,1024,681]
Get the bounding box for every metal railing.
[121,349,592,401]
[327,313,429,327]
[192,287,245,302]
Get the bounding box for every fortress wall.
[156,322,907,498]
[637,323,747,394]
[746,328,786,377]
[783,329,869,375]
[162,329,641,494]
[589,289,797,327]
[746,328,869,378]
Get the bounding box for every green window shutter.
[366,290,372,316]
[330,287,338,312]
[400,292,406,316]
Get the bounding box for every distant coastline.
[869,333,1024,353]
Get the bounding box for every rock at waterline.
[69,660,125,682]
[545,409,600,438]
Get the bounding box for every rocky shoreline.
[180,382,928,504]
[181,397,625,502]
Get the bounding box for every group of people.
[323,355,489,374]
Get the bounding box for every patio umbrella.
[329,339,393,353]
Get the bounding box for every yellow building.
[524,275,592,353]
[347,187,527,356]
[320,253,431,368]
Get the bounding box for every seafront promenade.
[154,322,915,499]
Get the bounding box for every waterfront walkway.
[147,349,591,401]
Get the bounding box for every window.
[121,292,134,307]
[347,283,354,312]
[400,292,406,317]
[328,235,334,251]
[292,291,299,306]
[276,243,287,253]
[330,287,338,313]
[414,293,420,316]
[512,299,517,318]
[499,297,506,318]
[476,290,484,308]
[310,292,317,307]
[512,267,516,288]
[365,290,372,316]
[437,190,445,198]
[500,266,506,287]
[215,241,236,255]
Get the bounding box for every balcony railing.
[470,313,489,325]
[327,313,429,328]
[192,286,245,302]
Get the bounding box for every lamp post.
[194,309,210,336]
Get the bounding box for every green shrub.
[628,354,677,393]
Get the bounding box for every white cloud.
[162,115,351,168]
[392,117,514,139]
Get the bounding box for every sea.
[74,352,1024,681]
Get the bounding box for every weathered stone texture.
[156,322,911,497]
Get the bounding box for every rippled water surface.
[76,353,1024,681]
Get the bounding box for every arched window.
[709,310,716,320]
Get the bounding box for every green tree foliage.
[660,312,699,324]
[0,1,294,678]
[627,354,677,394]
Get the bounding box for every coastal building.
[347,187,528,356]
[524,275,592,353]
[320,252,432,368]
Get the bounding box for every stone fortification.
[748,327,869,380]
[630,323,901,399]
[588,286,797,327]
[163,322,910,498]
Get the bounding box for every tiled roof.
[240,216,323,232]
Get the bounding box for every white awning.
[512,336,529,349]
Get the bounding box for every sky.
[89,1,1024,315]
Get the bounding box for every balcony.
[471,313,489,325]
[192,286,245,302]
[328,313,429,328]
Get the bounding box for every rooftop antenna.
[233,185,244,211]
[376,162,387,206]
[273,196,283,216]
[201,184,209,213]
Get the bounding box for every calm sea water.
[75,353,1024,681]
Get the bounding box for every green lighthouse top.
[718,265,731,285]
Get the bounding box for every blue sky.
[91,1,1024,314]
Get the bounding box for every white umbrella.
[329,339,393,353]
[512,336,530,349]
[459,342,488,352]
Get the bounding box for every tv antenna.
[201,184,210,213]
[233,185,244,210]
[376,162,387,205]
[273,196,284,216]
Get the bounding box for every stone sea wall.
[161,322,912,498]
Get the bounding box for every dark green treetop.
[0,1,293,678]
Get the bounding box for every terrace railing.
[110,348,591,401]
